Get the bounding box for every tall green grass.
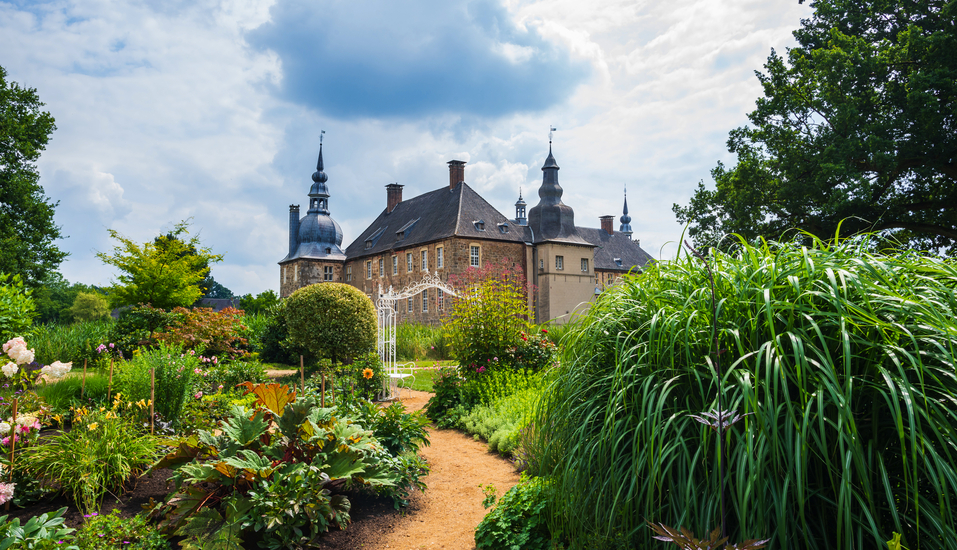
[29,320,112,365]
[396,323,449,360]
[535,236,957,549]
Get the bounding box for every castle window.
[397,218,419,240]
[324,266,334,281]
[436,247,444,269]
[498,223,509,234]
[326,247,331,254]
[421,250,428,272]
[470,245,480,267]
[473,220,485,231]
[407,296,414,313]
[438,289,444,310]
[346,266,352,282]
[283,266,287,284]
[422,290,428,312]
[614,258,622,267]
[366,261,372,279]
[556,256,564,270]
[581,258,589,273]
[294,264,299,282]
[379,258,384,277]
[539,259,543,270]
[406,252,413,272]
[392,255,398,275]
[365,227,385,249]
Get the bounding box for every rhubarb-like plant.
[148,383,399,549]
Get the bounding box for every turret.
[619,185,633,240]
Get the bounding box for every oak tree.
[674,0,957,253]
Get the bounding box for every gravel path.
[377,389,521,550]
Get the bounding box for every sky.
[1,0,813,297]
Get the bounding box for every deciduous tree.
[0,65,66,284]
[96,221,224,309]
[674,0,957,253]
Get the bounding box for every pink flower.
[477,366,486,373]
[194,392,203,399]
[212,356,218,364]
[193,368,202,375]
[0,482,15,505]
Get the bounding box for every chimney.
[447,160,466,190]
[288,205,300,256]
[600,215,614,235]
[386,183,404,213]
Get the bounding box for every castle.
[279,139,652,324]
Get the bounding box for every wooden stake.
[321,375,326,408]
[108,357,114,401]
[150,368,155,435]
[6,398,17,512]
[81,359,87,398]
[330,375,334,404]
[300,355,305,394]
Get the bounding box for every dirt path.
[377,389,521,550]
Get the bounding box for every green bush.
[0,508,79,550]
[285,282,376,365]
[68,291,110,322]
[204,360,268,393]
[255,302,303,364]
[535,236,957,549]
[73,509,168,549]
[0,273,35,341]
[475,474,555,550]
[107,304,177,357]
[113,343,199,426]
[462,375,548,456]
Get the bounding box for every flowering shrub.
[444,258,534,369]
[506,330,558,372]
[73,509,168,549]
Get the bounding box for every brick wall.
[344,237,527,325]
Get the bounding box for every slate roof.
[577,227,655,272]
[344,182,527,260]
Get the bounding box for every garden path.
[375,389,521,550]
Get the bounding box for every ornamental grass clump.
[534,235,957,550]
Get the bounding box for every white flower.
[0,482,15,505]
[15,414,37,427]
[2,337,25,355]
[10,346,34,365]
[40,361,72,379]
[0,423,10,436]
[1,363,17,378]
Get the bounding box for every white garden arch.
[377,272,457,400]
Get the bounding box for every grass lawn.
[394,359,454,393]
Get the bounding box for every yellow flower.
[87,422,99,431]
[362,368,374,379]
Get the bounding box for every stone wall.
[279,259,345,297]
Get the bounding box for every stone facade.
[280,259,344,297]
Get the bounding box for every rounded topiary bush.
[535,236,957,550]
[284,282,376,365]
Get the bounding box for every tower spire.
[619,184,633,239]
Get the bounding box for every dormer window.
[473,220,486,231]
[397,218,420,240]
[325,247,332,254]
[365,227,385,249]
[498,222,509,234]
[614,258,623,267]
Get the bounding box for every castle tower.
[514,188,527,226]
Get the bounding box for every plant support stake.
[5,398,16,512]
[321,375,326,408]
[151,368,156,435]
[300,355,305,394]
[108,357,114,401]
[82,358,87,398]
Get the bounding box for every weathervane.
[549,126,556,143]
[320,129,325,144]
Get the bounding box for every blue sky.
[1,0,811,296]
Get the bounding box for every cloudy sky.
[1,0,812,296]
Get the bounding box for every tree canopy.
[96,221,224,309]
[0,65,66,284]
[674,0,957,253]
[284,283,376,365]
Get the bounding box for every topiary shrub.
[285,283,376,366]
[536,236,957,549]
